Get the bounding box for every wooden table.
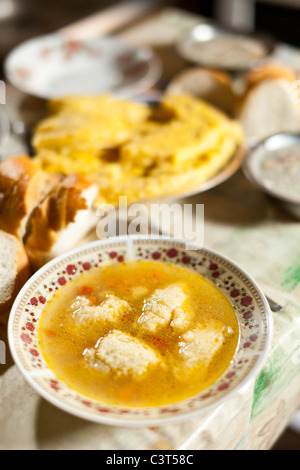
[1,4,300,450]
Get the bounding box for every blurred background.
[2,0,300,78]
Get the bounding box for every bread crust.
[244,63,298,90]
[238,77,300,140]
[0,230,31,317]
[24,174,97,270]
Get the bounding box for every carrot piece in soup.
[78,285,94,296]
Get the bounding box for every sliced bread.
[0,155,61,239]
[244,63,298,90]
[237,63,300,141]
[24,173,98,270]
[238,78,300,141]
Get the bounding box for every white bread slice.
[0,155,61,239]
[238,78,300,141]
[24,173,98,270]
[0,230,31,318]
[166,67,236,115]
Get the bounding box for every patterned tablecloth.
[0,6,300,450]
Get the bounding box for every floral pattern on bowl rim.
[8,236,273,426]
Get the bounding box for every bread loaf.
[238,63,300,141]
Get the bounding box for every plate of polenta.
[31,93,245,206]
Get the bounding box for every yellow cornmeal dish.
[32,94,244,206]
[38,260,239,407]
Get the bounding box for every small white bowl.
[8,236,272,427]
[243,133,300,219]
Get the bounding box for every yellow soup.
[39,260,239,407]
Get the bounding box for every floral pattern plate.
[4,34,162,99]
[8,236,273,427]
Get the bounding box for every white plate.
[4,34,162,99]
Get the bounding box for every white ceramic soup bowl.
[8,236,272,427]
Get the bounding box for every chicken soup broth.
[39,260,239,407]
